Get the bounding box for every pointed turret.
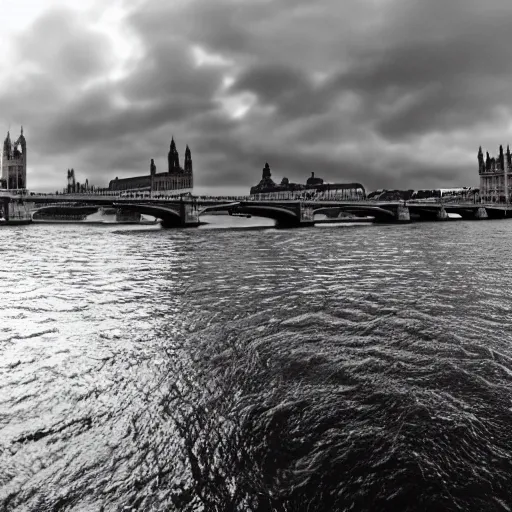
[478,146,484,173]
[17,126,25,144]
[3,131,11,159]
[499,145,505,170]
[168,136,180,171]
[184,144,193,174]
[262,162,272,180]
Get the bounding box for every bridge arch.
[113,203,182,227]
[197,202,300,226]
[312,205,395,220]
[31,205,99,220]
[231,204,300,226]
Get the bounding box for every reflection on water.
[199,213,276,229]
[1,221,512,511]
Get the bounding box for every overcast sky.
[1,0,511,194]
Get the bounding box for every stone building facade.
[2,128,27,190]
[109,137,193,194]
[478,145,512,203]
[250,162,366,200]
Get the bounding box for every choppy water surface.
[1,218,512,511]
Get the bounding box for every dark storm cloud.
[4,0,512,191]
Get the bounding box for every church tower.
[184,145,193,173]
[2,128,27,189]
[168,137,180,172]
[184,145,193,189]
[2,132,11,185]
[477,147,484,173]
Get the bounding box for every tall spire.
[168,135,180,171]
[477,146,484,173]
[3,132,11,162]
[184,144,193,174]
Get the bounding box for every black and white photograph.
[1,0,512,510]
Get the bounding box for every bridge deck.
[2,191,511,210]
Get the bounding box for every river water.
[1,217,512,511]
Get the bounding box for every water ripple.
[1,220,512,510]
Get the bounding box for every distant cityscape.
[1,127,510,203]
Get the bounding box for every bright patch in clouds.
[219,92,257,119]
[192,45,233,67]
[92,2,144,82]
[2,0,97,32]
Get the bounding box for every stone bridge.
[4,192,512,227]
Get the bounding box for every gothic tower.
[477,146,484,173]
[499,145,505,171]
[150,158,156,192]
[2,128,27,189]
[184,145,193,173]
[2,132,11,185]
[168,137,180,172]
[184,145,193,189]
[262,162,272,180]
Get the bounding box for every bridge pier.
[437,207,448,220]
[276,203,315,228]
[179,201,200,227]
[1,197,9,220]
[298,203,315,227]
[374,205,410,223]
[396,205,410,222]
[456,207,489,220]
[463,207,489,220]
[475,207,489,219]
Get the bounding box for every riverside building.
[1,127,27,190]
[250,162,366,200]
[108,137,193,195]
[478,145,512,203]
